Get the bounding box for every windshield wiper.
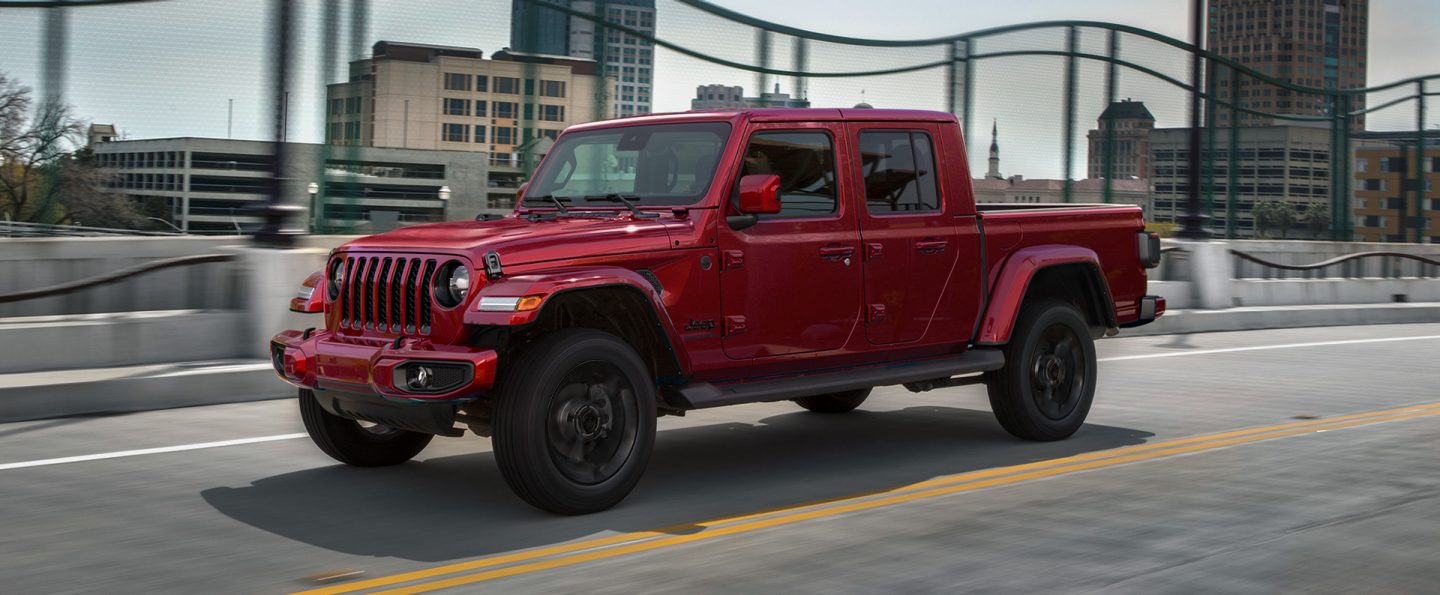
[523,194,571,213]
[582,194,659,219]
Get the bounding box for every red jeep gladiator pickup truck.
[273,108,1164,514]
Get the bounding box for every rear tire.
[793,388,871,414]
[985,299,1097,441]
[298,389,433,466]
[491,329,657,515]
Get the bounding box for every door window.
[741,131,838,217]
[858,131,940,214]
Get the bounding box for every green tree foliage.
[1253,200,1298,239]
[1302,202,1329,239]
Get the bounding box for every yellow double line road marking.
[298,401,1440,595]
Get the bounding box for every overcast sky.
[0,0,1436,178]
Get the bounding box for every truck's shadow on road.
[201,405,1152,563]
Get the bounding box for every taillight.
[1138,232,1162,269]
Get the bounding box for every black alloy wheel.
[492,329,657,515]
[985,299,1098,441]
[1029,323,1087,421]
[546,360,641,486]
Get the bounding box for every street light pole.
[253,0,304,248]
[1177,0,1214,240]
[307,181,320,233]
[438,185,451,221]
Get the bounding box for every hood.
[336,214,677,266]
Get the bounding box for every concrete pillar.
[230,245,329,358]
[1175,239,1234,310]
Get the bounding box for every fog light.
[409,366,434,390]
[394,362,471,394]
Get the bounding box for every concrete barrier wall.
[0,236,353,317]
[1157,239,1440,281]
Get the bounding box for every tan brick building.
[326,41,616,210]
[1352,142,1439,243]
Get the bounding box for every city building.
[91,137,488,234]
[971,176,1152,212]
[88,123,119,146]
[1086,100,1155,180]
[510,0,656,117]
[975,123,1150,212]
[1206,0,1369,127]
[1147,125,1332,238]
[1351,133,1440,243]
[692,84,744,109]
[690,83,810,110]
[326,41,615,210]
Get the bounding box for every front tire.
[793,388,871,413]
[491,329,657,515]
[985,300,1097,441]
[298,389,433,466]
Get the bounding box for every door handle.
[819,244,855,259]
[915,240,949,254]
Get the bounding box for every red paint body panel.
[975,244,1103,345]
[276,109,1157,399]
[271,329,498,400]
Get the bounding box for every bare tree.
[0,71,141,228]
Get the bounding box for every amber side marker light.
[516,295,544,311]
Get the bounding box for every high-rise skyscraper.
[510,0,656,117]
[1206,0,1368,127]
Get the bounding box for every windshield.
[526,122,732,207]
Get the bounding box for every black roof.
[1099,100,1155,121]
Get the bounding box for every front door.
[849,124,958,344]
[718,123,862,359]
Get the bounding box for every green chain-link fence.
[1,0,1435,242]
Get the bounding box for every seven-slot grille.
[337,255,439,334]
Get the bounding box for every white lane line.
[0,433,307,471]
[1100,335,1440,362]
[5,335,1436,472]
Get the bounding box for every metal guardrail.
[0,220,183,238]
[0,253,236,304]
[1229,249,1439,280]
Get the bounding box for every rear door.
[717,122,862,359]
[848,123,958,344]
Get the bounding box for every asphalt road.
[2,324,1438,594]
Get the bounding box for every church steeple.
[986,119,1003,180]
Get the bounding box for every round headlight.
[434,261,470,308]
[326,258,345,300]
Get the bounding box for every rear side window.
[858,130,940,214]
[741,131,837,217]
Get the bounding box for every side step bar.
[671,349,1005,410]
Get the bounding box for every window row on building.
[95,151,184,169]
[440,99,566,122]
[1153,148,1330,162]
[442,74,568,98]
[326,96,363,117]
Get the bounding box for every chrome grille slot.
[363,258,379,330]
[389,258,406,332]
[419,260,436,334]
[375,258,393,332]
[338,255,439,335]
[404,259,420,334]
